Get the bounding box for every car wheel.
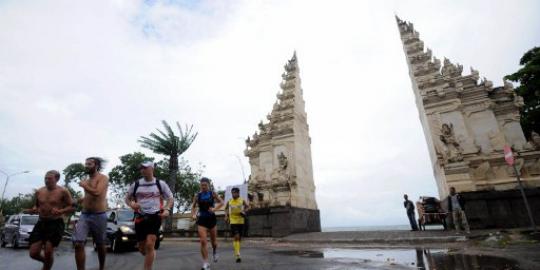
[0,234,6,248]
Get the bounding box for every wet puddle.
[273,248,521,270]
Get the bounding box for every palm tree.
[139,120,198,231]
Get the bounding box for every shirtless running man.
[25,170,74,270]
[72,157,109,270]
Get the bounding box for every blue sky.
[1,0,539,227]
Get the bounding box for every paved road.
[0,240,413,270]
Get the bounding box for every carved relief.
[503,79,514,92]
[472,161,492,180]
[398,16,540,197]
[524,158,540,176]
[439,123,464,163]
[488,130,506,151]
[531,132,540,150]
[245,52,317,210]
[278,152,288,171]
[441,58,463,78]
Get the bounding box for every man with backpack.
[125,161,173,270]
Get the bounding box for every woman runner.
[191,177,224,270]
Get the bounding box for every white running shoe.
[201,262,210,270]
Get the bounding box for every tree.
[505,47,540,139]
[138,121,198,231]
[0,192,35,216]
[62,163,85,203]
[108,152,156,206]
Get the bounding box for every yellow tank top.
[228,198,245,224]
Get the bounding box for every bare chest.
[38,189,64,207]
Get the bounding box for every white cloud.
[1,0,539,227]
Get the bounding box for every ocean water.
[322,224,413,232]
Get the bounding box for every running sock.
[233,240,240,256]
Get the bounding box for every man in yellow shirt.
[224,187,250,263]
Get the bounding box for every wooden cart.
[416,196,448,231]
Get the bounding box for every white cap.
[140,161,154,168]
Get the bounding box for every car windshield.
[117,210,134,222]
[21,216,39,225]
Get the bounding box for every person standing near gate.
[447,187,470,233]
[403,194,419,231]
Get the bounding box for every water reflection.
[275,248,521,269]
[419,249,520,270]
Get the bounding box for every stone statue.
[441,58,462,77]
[532,132,540,150]
[503,79,514,91]
[440,123,464,163]
[278,152,288,171]
[258,121,266,133]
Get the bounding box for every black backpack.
[132,179,164,202]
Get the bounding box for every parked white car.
[1,214,39,248]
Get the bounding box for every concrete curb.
[161,235,468,244]
[277,236,468,244]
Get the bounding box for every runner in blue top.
[191,177,224,270]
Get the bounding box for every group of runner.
[22,157,249,270]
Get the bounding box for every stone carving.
[503,79,514,92]
[245,52,318,210]
[258,121,267,133]
[282,71,296,81]
[524,158,540,175]
[531,132,540,150]
[441,58,463,77]
[470,67,479,78]
[488,130,506,151]
[284,52,297,73]
[439,123,464,163]
[472,161,492,180]
[278,152,288,171]
[481,77,493,90]
[398,15,540,210]
[514,95,525,108]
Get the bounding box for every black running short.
[230,224,244,236]
[29,218,65,247]
[196,213,217,229]
[134,214,162,242]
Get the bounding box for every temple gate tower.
[244,52,320,236]
[396,16,540,228]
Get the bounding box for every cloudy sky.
[1,0,539,227]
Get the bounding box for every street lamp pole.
[232,155,247,183]
[0,169,31,213]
